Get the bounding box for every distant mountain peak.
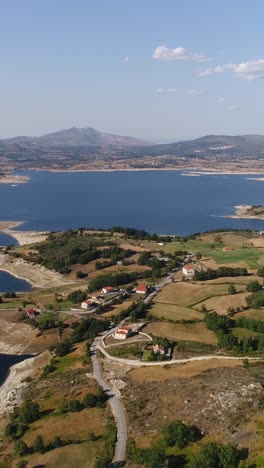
[3,127,148,147]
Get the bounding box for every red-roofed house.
[223,246,234,252]
[113,326,132,340]
[101,286,117,294]
[81,300,96,310]
[182,264,196,278]
[26,308,36,318]
[135,283,149,294]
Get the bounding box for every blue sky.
[1,0,264,140]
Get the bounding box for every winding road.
[90,334,127,466]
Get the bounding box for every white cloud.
[155,87,176,94]
[200,59,264,79]
[122,56,128,63]
[152,45,208,62]
[227,105,238,111]
[187,89,205,96]
[217,97,225,103]
[199,68,213,76]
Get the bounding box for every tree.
[54,340,71,357]
[76,270,87,279]
[257,266,264,277]
[33,435,45,453]
[16,461,28,468]
[51,435,62,448]
[228,283,236,295]
[14,440,29,456]
[161,420,197,448]
[246,281,262,292]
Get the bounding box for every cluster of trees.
[14,434,81,458]
[204,312,264,353]
[246,289,264,308]
[109,226,172,242]
[70,316,110,343]
[87,271,139,292]
[118,302,150,321]
[194,267,248,281]
[67,289,87,304]
[30,311,63,331]
[129,419,245,468]
[188,442,245,468]
[5,402,41,441]
[58,389,107,415]
[13,230,135,274]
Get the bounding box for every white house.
[182,264,196,278]
[113,326,132,340]
[81,300,95,310]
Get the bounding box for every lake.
[0,271,32,292]
[0,353,33,386]
[0,170,263,236]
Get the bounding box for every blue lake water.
[0,353,33,385]
[0,170,263,235]
[0,271,32,292]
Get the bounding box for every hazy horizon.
[1,1,264,140]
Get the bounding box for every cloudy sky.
[1,0,264,140]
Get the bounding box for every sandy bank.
[0,253,73,288]
[0,174,29,185]
[0,352,47,415]
[0,220,49,246]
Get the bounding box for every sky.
[1,0,264,140]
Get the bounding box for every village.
[2,227,264,467]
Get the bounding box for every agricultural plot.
[234,309,264,322]
[155,282,241,307]
[143,322,218,345]
[232,327,264,339]
[195,292,248,315]
[150,302,204,321]
[128,359,243,382]
[208,248,264,269]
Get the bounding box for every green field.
[232,327,264,339]
[163,236,264,269]
[164,239,223,254]
[208,248,264,269]
[151,302,204,321]
[0,300,22,309]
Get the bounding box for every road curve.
[90,335,127,466]
[98,344,263,367]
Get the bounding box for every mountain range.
[1,128,264,165]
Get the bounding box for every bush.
[161,420,197,448]
[246,281,262,292]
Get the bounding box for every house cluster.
[113,326,133,340]
[81,286,118,310]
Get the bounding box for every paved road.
[98,345,263,367]
[91,334,127,466]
